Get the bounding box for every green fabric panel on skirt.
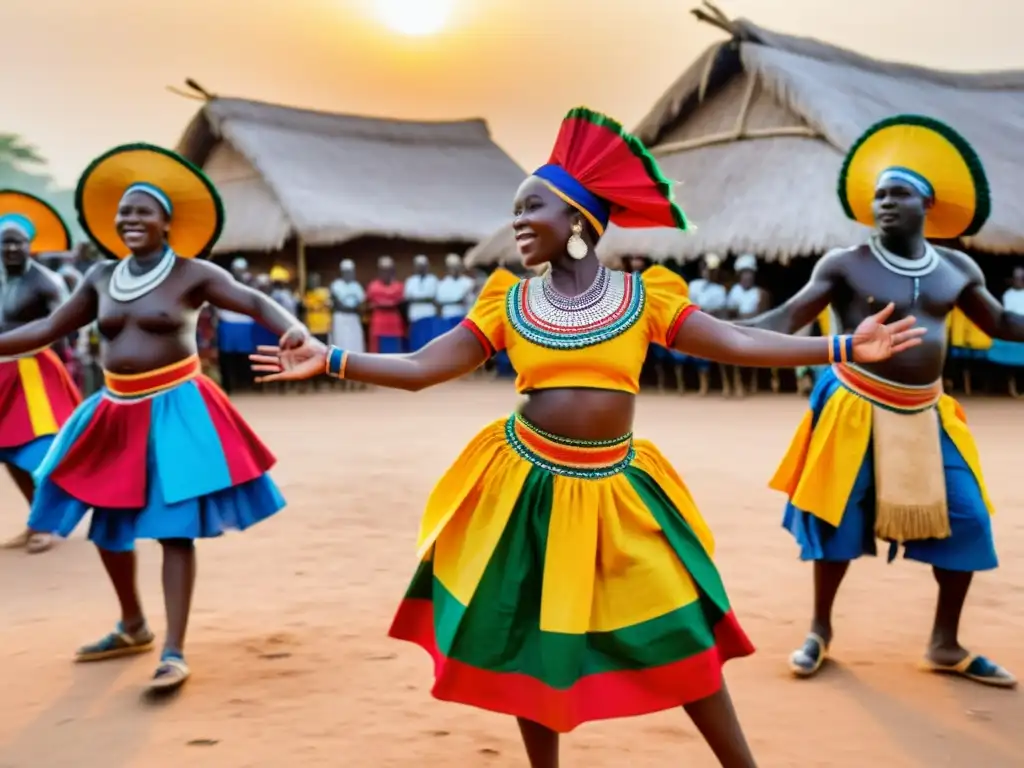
[409,465,729,690]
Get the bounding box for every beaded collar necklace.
[869,235,940,306]
[506,265,646,349]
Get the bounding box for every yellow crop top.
[461,265,695,394]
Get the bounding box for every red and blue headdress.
[532,107,689,236]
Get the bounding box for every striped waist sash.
[832,364,941,413]
[505,413,634,479]
[0,346,50,364]
[104,355,201,401]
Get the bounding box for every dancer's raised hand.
[851,302,927,363]
[250,337,328,383]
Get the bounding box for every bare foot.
[1,529,32,549]
[26,533,56,554]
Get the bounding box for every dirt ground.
[1,381,1021,768]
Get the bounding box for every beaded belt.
[504,413,634,479]
[104,355,201,400]
[832,363,941,414]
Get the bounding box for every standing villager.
[987,266,1024,396]
[725,254,774,396]
[0,190,82,554]
[329,259,366,353]
[743,115,1021,687]
[303,272,332,344]
[404,254,439,351]
[688,254,728,395]
[251,107,922,767]
[366,256,405,353]
[7,144,306,692]
[434,253,474,334]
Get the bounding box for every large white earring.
[567,220,588,260]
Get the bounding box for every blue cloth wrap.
[782,367,997,572]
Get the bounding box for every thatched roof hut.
[467,4,1024,270]
[174,86,525,283]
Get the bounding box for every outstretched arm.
[0,265,101,356]
[194,261,307,345]
[674,303,924,367]
[251,324,490,391]
[948,252,1024,341]
[736,249,843,333]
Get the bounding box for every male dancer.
[0,192,82,553]
[742,116,1021,687]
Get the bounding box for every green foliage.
[0,132,84,243]
[0,133,44,169]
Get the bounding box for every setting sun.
[374,0,454,36]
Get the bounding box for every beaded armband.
[326,346,348,378]
[827,335,854,364]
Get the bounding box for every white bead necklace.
[109,248,177,303]
[869,235,940,306]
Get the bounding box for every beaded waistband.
[832,363,941,413]
[104,355,201,399]
[504,413,634,479]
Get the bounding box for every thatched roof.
[175,94,525,254]
[467,6,1024,268]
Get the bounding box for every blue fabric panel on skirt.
[31,392,103,485]
[46,445,285,551]
[152,382,233,504]
[781,369,997,572]
[0,435,55,473]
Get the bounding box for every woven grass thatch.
[467,7,1024,268]
[175,93,526,254]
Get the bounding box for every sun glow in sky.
[1,0,1021,189]
[373,0,454,36]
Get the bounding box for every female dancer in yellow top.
[252,108,923,767]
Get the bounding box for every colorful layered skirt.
[28,355,284,551]
[389,413,754,733]
[0,348,82,472]
[773,364,996,571]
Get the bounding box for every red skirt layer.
[0,348,81,448]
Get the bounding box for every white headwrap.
[121,182,173,216]
[0,214,35,241]
[734,254,757,273]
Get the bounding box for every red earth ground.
[1,381,1021,767]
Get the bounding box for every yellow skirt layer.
[771,366,993,530]
[391,414,754,732]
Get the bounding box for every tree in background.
[0,132,84,243]
[0,133,45,171]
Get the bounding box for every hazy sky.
[2,0,1020,187]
